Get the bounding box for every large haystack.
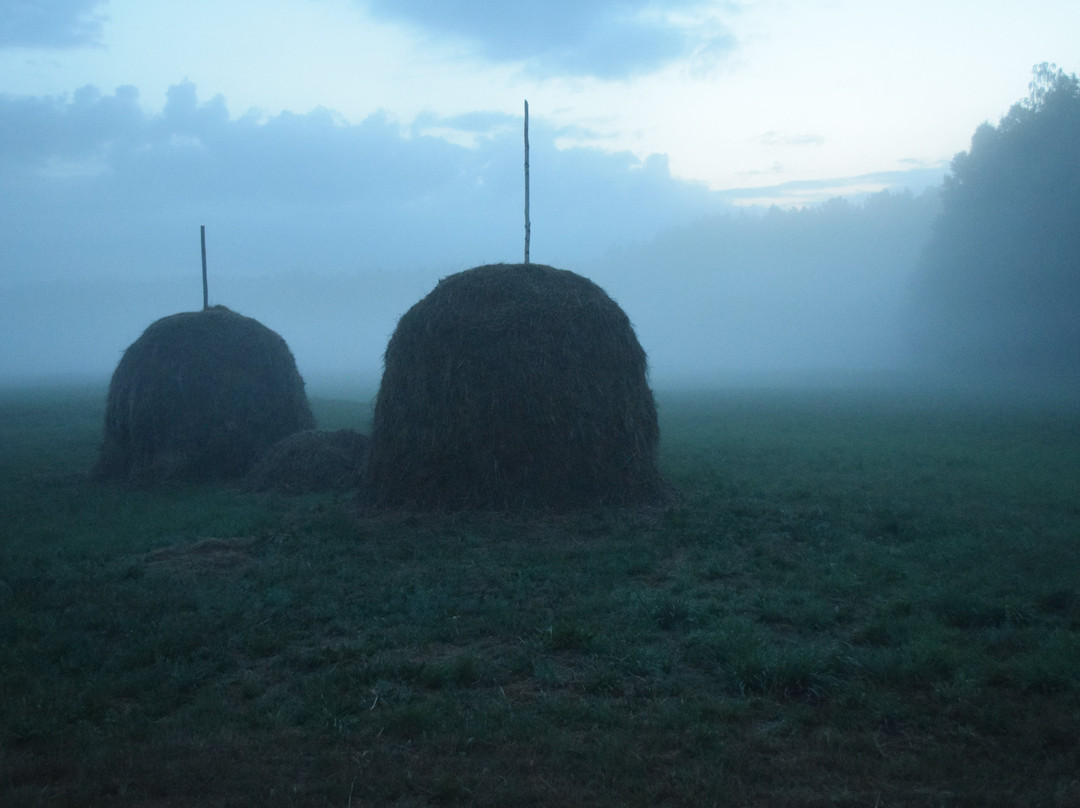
[362,263,667,511]
[95,305,314,483]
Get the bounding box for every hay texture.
[96,305,314,483]
[244,429,369,494]
[363,263,667,511]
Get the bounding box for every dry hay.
[95,305,314,483]
[362,262,668,511]
[243,429,369,494]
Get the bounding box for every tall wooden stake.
[524,100,531,265]
[200,225,208,310]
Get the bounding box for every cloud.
[0,0,107,48]
[0,81,733,284]
[360,0,737,78]
[0,84,143,163]
[717,166,949,207]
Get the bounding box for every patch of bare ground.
[144,537,256,574]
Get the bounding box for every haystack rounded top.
[363,263,667,511]
[96,305,314,483]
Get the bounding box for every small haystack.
[362,263,668,511]
[95,305,314,483]
[244,429,369,494]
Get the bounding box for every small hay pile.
[362,263,668,511]
[243,429,369,494]
[95,305,314,483]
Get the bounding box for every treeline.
[910,63,1080,381]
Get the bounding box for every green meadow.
[2,383,1079,806]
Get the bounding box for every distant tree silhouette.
[912,63,1080,379]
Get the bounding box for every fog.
[0,194,942,395]
[0,80,973,396]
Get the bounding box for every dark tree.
[912,64,1080,379]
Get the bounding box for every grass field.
[2,382,1079,806]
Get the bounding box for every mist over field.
[0,197,942,393]
[0,195,942,393]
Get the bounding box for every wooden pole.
[524,100,531,265]
[200,225,208,310]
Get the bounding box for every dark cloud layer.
[362,0,735,78]
[0,0,106,48]
[0,81,729,281]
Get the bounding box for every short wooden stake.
[200,225,209,310]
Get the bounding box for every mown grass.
[1,382,1079,806]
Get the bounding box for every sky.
[1,0,1078,389]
